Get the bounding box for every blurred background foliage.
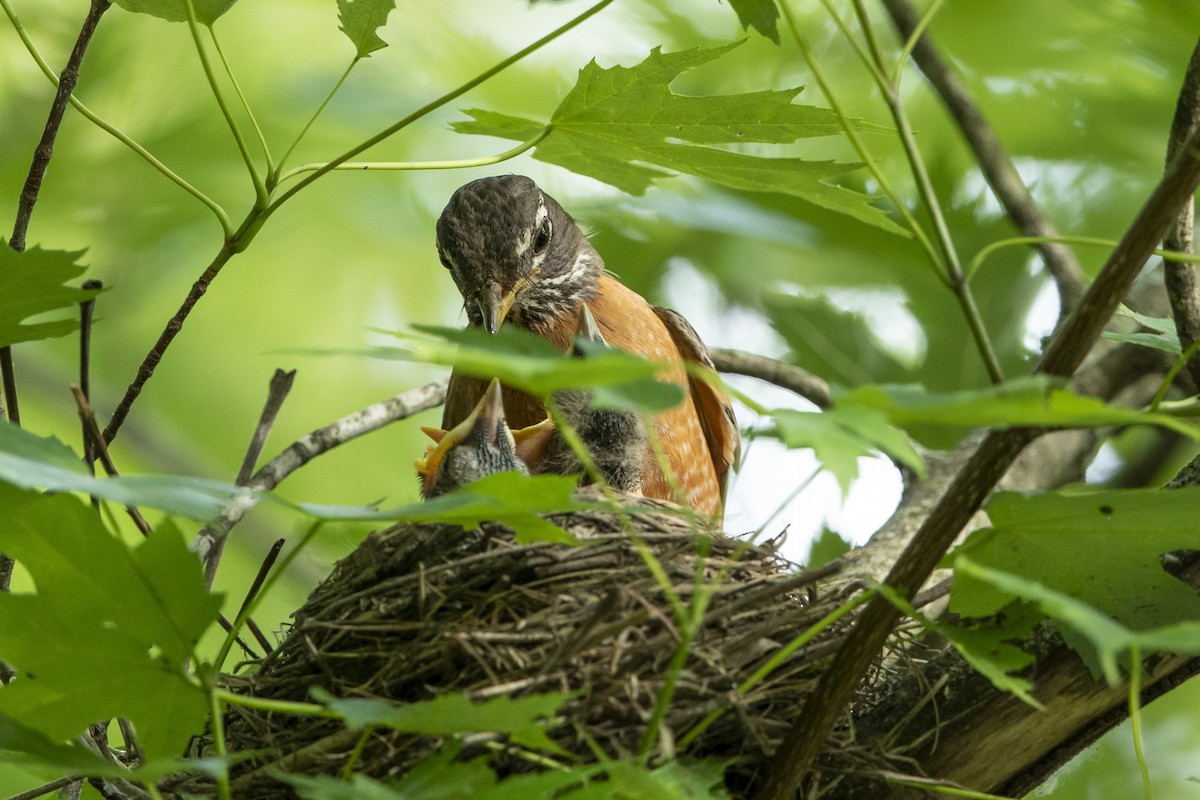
[3,0,1200,795]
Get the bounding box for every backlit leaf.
[0,240,99,348]
[112,0,236,24]
[337,0,396,58]
[314,688,571,753]
[950,487,1200,633]
[0,485,220,760]
[452,44,904,234]
[0,421,252,519]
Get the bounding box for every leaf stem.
[1128,645,1156,800]
[206,675,233,800]
[275,57,359,180]
[891,0,946,85]
[263,0,613,219]
[215,687,339,718]
[208,25,274,174]
[274,127,553,186]
[779,4,940,277]
[848,0,1003,383]
[0,0,232,235]
[183,0,267,208]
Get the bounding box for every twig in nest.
[879,0,1087,316]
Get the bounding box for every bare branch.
[204,369,295,588]
[710,348,831,409]
[879,0,1088,315]
[1163,37,1200,388]
[190,381,447,566]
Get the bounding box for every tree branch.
[879,0,1088,315]
[1163,37,1200,388]
[757,121,1200,800]
[190,381,447,566]
[709,348,831,409]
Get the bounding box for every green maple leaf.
[452,43,904,234]
[338,0,396,59]
[0,241,100,348]
[0,484,221,760]
[950,487,1200,633]
[727,0,781,43]
[112,0,237,24]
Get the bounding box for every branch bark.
[757,121,1200,800]
[1163,37,1200,388]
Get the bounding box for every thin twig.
[191,381,447,568]
[755,120,1200,800]
[234,539,284,656]
[1163,37,1200,388]
[71,385,154,536]
[879,0,1088,315]
[203,369,296,588]
[0,348,17,425]
[847,0,1004,384]
[11,0,111,250]
[80,279,102,471]
[709,348,832,409]
[4,776,79,800]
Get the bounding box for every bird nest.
[209,492,866,798]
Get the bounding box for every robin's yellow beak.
[416,378,506,492]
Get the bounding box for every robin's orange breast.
[442,274,734,518]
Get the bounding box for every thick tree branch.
[757,122,1200,800]
[1163,37,1200,388]
[879,0,1088,315]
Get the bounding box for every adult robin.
[435,175,738,517]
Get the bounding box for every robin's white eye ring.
[532,218,552,255]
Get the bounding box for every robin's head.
[435,175,603,335]
[417,379,527,497]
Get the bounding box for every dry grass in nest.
[206,491,862,798]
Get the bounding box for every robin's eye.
[532,219,552,255]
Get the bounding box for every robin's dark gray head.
[435,175,603,335]
[417,379,528,498]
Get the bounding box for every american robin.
[416,378,527,498]
[435,175,738,517]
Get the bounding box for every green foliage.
[337,0,396,59]
[766,293,916,387]
[0,484,221,760]
[315,688,571,753]
[764,404,924,492]
[726,0,781,43]
[377,325,685,413]
[950,488,1200,632]
[453,43,905,233]
[112,0,237,24]
[301,471,598,545]
[0,420,252,519]
[0,240,99,348]
[956,557,1200,687]
[840,377,1200,448]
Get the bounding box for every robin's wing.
[651,307,740,500]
